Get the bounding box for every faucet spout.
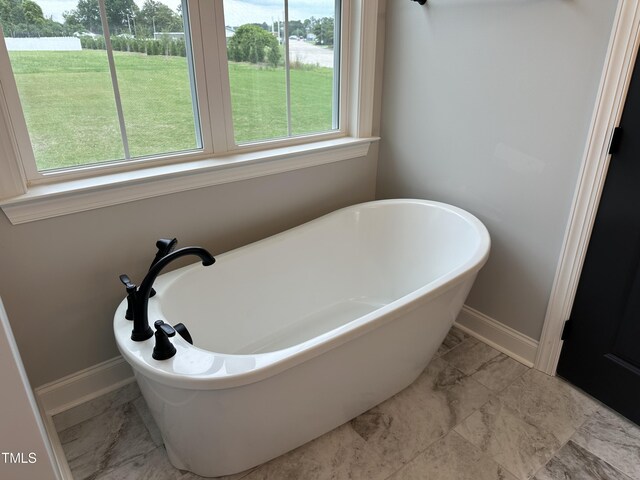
[131,247,215,341]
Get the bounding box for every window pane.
[224,0,287,144]
[106,0,201,158]
[1,0,200,172]
[224,0,339,145]
[288,0,337,136]
[2,1,124,170]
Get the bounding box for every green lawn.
[229,62,334,142]
[8,50,334,171]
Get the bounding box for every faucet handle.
[119,274,137,320]
[150,238,178,269]
[173,323,193,344]
[152,320,177,360]
[154,320,175,337]
[148,238,177,298]
[119,274,136,293]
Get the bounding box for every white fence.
[5,37,82,51]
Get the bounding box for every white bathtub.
[114,199,490,477]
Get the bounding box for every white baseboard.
[37,403,74,479]
[455,305,539,367]
[34,356,134,417]
[33,307,539,417]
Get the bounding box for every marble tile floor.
[53,328,640,480]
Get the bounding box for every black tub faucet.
[120,243,215,342]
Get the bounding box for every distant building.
[152,27,234,43]
[74,31,99,38]
[5,37,82,51]
[153,32,184,41]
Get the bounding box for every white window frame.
[0,0,380,224]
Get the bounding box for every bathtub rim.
[114,199,490,390]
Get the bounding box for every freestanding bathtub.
[114,199,490,477]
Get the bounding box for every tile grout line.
[374,337,491,480]
[438,360,519,477]
[60,332,623,480]
[439,341,553,480]
[563,407,636,480]
[378,339,523,480]
[527,431,574,480]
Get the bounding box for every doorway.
[556,45,640,425]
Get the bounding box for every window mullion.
[0,81,27,197]
[196,0,234,153]
[182,0,203,150]
[97,0,131,160]
[183,0,214,156]
[0,29,39,181]
[333,0,342,130]
[284,0,292,137]
[214,0,236,152]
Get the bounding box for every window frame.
[0,0,380,224]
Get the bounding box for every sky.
[38,0,335,25]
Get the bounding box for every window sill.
[0,137,377,225]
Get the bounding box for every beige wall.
[0,152,377,387]
[377,0,618,340]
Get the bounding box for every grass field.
[8,50,334,171]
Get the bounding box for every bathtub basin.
[114,199,490,477]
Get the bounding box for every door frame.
[535,0,640,375]
[0,297,62,479]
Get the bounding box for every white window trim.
[1,137,375,224]
[0,0,380,225]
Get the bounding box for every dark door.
[556,55,640,426]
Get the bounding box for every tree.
[312,17,334,46]
[0,0,13,30]
[287,19,304,38]
[22,0,43,24]
[137,0,181,36]
[267,42,280,68]
[249,22,268,31]
[227,24,280,66]
[64,0,100,33]
[1,0,70,37]
[106,0,138,34]
[65,0,138,35]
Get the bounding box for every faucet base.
[131,326,154,342]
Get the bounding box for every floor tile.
[387,431,518,480]
[498,369,598,442]
[350,357,492,471]
[100,447,253,480]
[94,447,187,480]
[55,339,640,480]
[240,424,394,480]
[454,397,562,480]
[442,338,502,376]
[436,326,470,357]
[59,401,157,479]
[533,440,632,480]
[53,381,141,432]
[471,353,528,392]
[572,407,640,479]
[182,469,253,480]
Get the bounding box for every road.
[287,39,335,68]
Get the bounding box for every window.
[1,0,341,174]
[0,0,379,223]
[224,0,339,144]
[2,0,201,172]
